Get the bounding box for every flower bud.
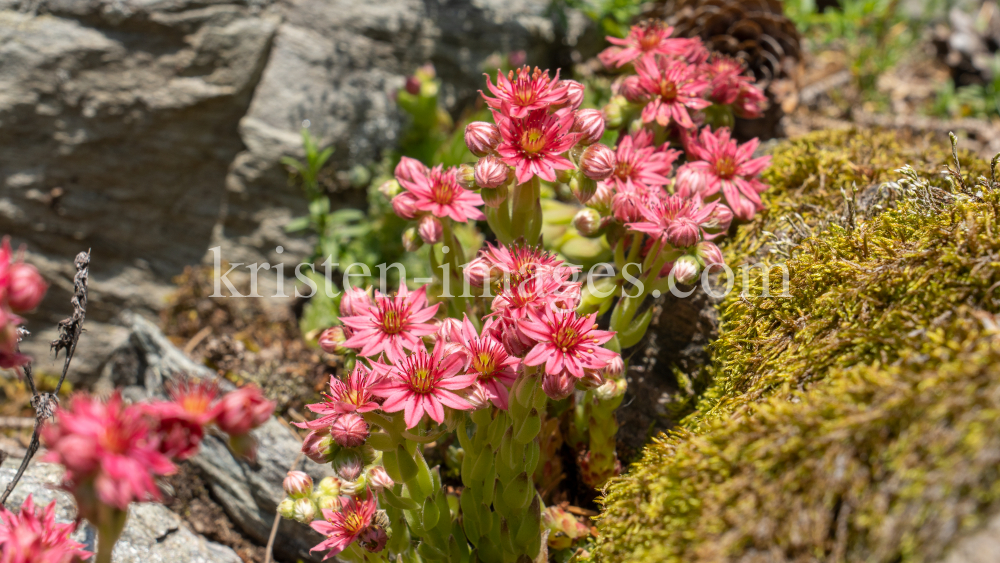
[542,371,576,401]
[570,176,599,205]
[666,218,701,248]
[277,498,296,520]
[703,203,733,233]
[394,157,428,185]
[563,80,585,110]
[378,179,402,199]
[318,327,348,355]
[480,185,509,209]
[595,376,627,401]
[577,369,605,390]
[543,506,590,550]
[603,96,626,129]
[670,255,700,285]
[391,193,418,220]
[316,476,342,498]
[404,75,421,96]
[603,355,624,377]
[588,182,614,215]
[333,449,364,481]
[464,256,492,287]
[674,164,708,199]
[359,524,390,553]
[463,383,492,410]
[302,430,336,464]
[573,207,602,237]
[417,215,443,245]
[291,497,317,524]
[340,285,371,317]
[331,413,369,448]
[212,386,274,437]
[573,109,605,146]
[695,241,725,273]
[6,263,46,313]
[620,75,645,103]
[474,155,508,189]
[580,143,616,181]
[402,227,424,252]
[283,470,314,498]
[316,494,342,512]
[454,164,475,189]
[367,466,394,491]
[465,122,501,157]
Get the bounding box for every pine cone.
[643,0,802,87]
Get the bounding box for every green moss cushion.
[595,129,1000,563]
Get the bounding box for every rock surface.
[0,0,593,383]
[0,460,242,563]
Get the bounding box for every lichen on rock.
[595,129,1000,563]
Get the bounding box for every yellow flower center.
[716,156,736,178]
[520,129,546,154]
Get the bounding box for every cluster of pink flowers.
[604,21,767,124]
[0,238,48,370]
[0,495,91,563]
[41,383,273,527]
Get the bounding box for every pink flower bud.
[359,524,389,553]
[704,203,734,233]
[580,144,616,181]
[542,371,575,401]
[6,263,46,313]
[417,215,443,245]
[695,241,725,273]
[391,193,418,219]
[340,285,372,317]
[333,450,364,481]
[572,109,605,146]
[474,155,509,189]
[571,176,598,205]
[394,156,428,185]
[464,383,492,410]
[604,355,624,377]
[589,182,614,215]
[302,430,335,464]
[480,185,509,209]
[367,466,394,490]
[573,208,602,237]
[404,75,421,95]
[212,385,274,437]
[283,471,314,498]
[674,164,708,199]
[670,255,700,285]
[318,327,348,355]
[577,369,605,390]
[563,80,585,110]
[402,227,424,252]
[465,122,501,157]
[666,218,701,248]
[331,413,369,448]
[464,256,493,287]
[620,75,645,103]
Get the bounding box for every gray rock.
[0,0,592,385]
[0,460,242,563]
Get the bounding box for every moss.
[595,129,1000,562]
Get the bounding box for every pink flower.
[6,262,46,313]
[297,365,383,430]
[604,130,680,191]
[482,67,570,118]
[340,286,372,318]
[494,108,580,185]
[627,194,721,248]
[634,56,711,129]
[598,22,693,68]
[453,316,518,409]
[42,393,176,516]
[682,127,771,220]
[370,341,477,429]
[212,385,274,437]
[310,490,378,559]
[142,401,205,461]
[702,57,768,118]
[340,283,441,364]
[468,242,574,289]
[0,495,91,563]
[519,309,617,380]
[394,159,485,222]
[611,179,659,224]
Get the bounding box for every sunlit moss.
[595,129,1000,563]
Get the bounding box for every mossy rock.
[595,129,1000,562]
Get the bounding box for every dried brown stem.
[0,250,91,506]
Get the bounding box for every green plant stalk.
[581,374,627,489]
[510,177,541,242]
[95,504,129,563]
